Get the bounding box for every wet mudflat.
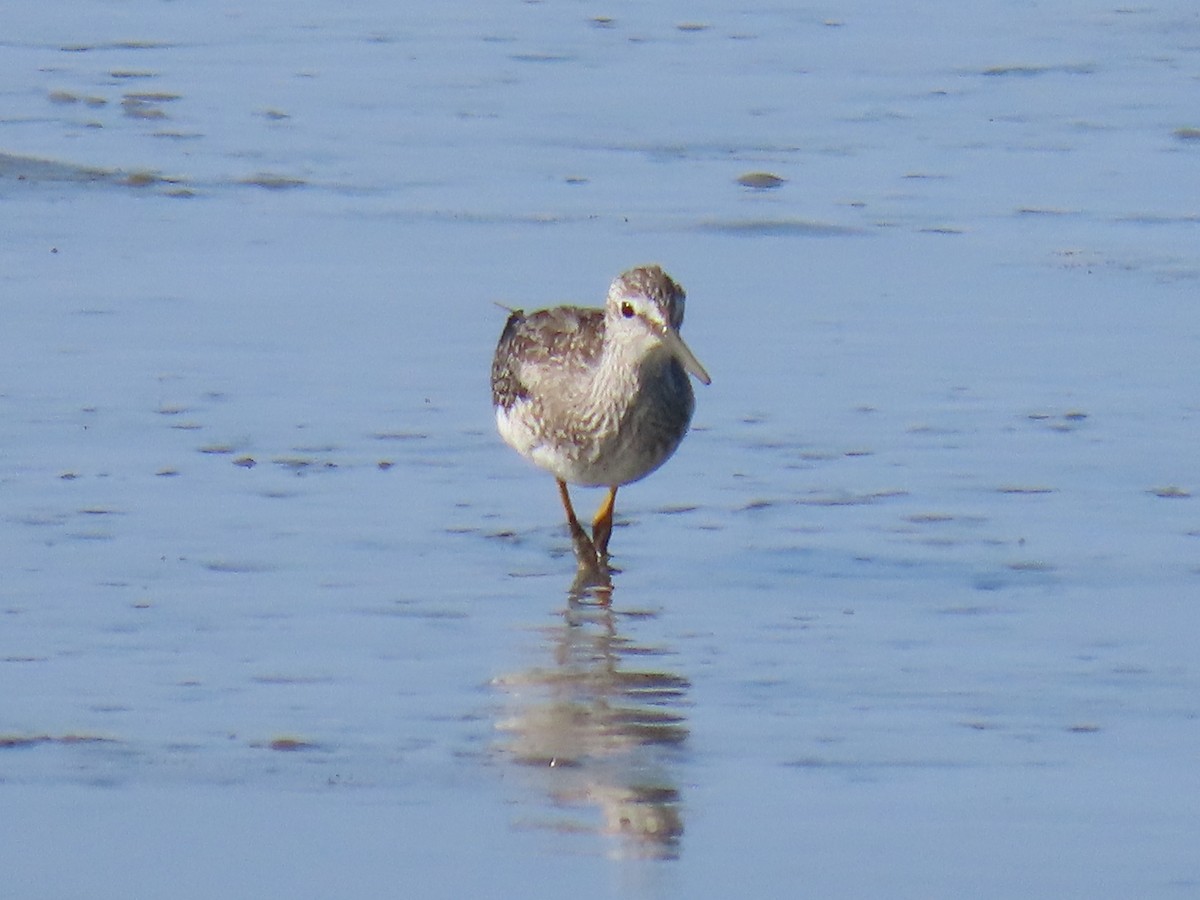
[2,2,1199,897]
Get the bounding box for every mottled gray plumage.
[491,305,605,415]
[490,265,709,556]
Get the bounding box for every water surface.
[3,2,1199,897]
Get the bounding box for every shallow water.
[3,2,1199,897]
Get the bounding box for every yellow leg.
[591,486,618,556]
[559,479,604,567]
[557,479,586,536]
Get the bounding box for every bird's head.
[605,265,711,385]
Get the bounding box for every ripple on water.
[696,217,866,237]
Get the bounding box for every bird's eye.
[620,302,635,318]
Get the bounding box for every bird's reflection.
[493,542,689,858]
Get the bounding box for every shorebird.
[491,265,709,559]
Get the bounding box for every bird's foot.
[568,524,612,597]
[591,520,613,560]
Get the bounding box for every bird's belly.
[496,393,689,488]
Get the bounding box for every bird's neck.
[592,332,669,401]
